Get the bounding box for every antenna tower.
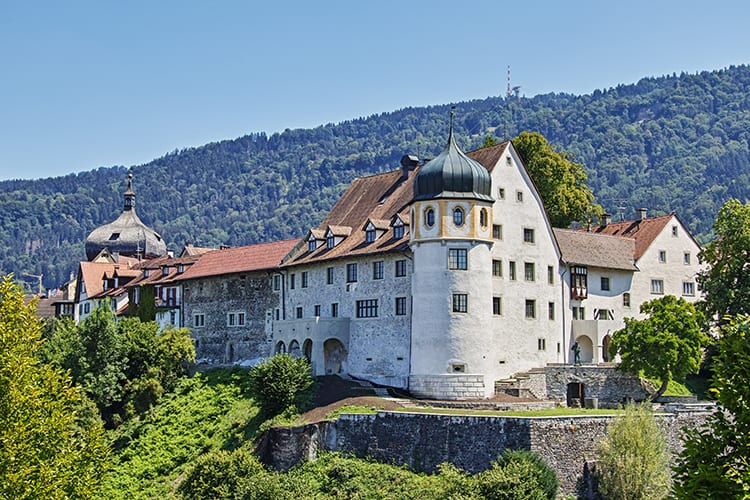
[506,66,512,98]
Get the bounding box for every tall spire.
[124,172,136,211]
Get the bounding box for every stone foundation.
[409,374,485,399]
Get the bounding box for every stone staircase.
[494,368,548,399]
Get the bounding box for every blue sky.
[0,0,748,181]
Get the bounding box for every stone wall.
[409,374,486,400]
[263,409,712,496]
[545,365,650,407]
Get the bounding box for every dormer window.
[177,264,184,274]
[365,229,376,243]
[143,269,150,278]
[394,225,404,239]
[326,234,335,249]
[109,232,120,241]
[162,266,169,276]
[308,240,317,252]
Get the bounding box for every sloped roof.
[587,214,673,260]
[180,239,300,280]
[465,141,511,173]
[79,260,135,299]
[285,169,415,266]
[554,229,638,271]
[180,244,215,257]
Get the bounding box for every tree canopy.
[609,295,708,400]
[0,275,108,498]
[512,131,601,227]
[697,198,750,323]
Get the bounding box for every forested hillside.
[2,65,749,289]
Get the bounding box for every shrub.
[476,450,558,500]
[178,448,263,500]
[248,354,314,416]
[597,402,670,500]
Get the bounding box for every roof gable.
[588,214,674,260]
[178,239,299,280]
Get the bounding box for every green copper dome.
[413,127,492,201]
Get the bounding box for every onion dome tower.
[84,173,167,261]
[409,111,495,399]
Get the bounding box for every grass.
[325,404,381,419]
[390,406,626,417]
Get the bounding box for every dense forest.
[2,65,749,289]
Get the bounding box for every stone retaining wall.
[408,374,485,399]
[262,408,712,496]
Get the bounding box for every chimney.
[400,155,419,180]
[637,208,647,221]
[601,213,612,227]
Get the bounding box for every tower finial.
[449,105,456,140]
[124,171,136,211]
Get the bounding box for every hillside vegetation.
[2,65,750,288]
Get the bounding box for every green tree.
[673,315,750,498]
[597,402,671,500]
[609,295,708,401]
[476,450,558,499]
[697,198,750,324]
[248,354,314,416]
[0,275,109,498]
[511,131,601,228]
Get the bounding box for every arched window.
[479,208,488,228]
[425,208,435,228]
[453,207,465,227]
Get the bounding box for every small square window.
[498,188,505,199]
[538,338,546,351]
[601,277,610,291]
[492,224,503,240]
[452,293,468,313]
[525,299,536,319]
[651,279,664,294]
[194,313,205,327]
[672,225,678,237]
[395,259,407,277]
[448,249,468,270]
[658,250,667,263]
[523,228,535,243]
[492,259,503,277]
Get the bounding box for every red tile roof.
[180,239,300,279]
[587,214,673,260]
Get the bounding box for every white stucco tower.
[408,120,496,399]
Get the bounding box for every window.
[162,266,169,276]
[275,308,280,321]
[227,312,245,326]
[238,312,245,326]
[331,303,339,318]
[525,299,536,319]
[672,225,678,237]
[346,263,358,283]
[373,261,384,280]
[194,313,205,327]
[623,292,631,307]
[684,252,691,265]
[177,264,184,274]
[452,293,468,313]
[327,267,334,285]
[314,304,321,316]
[658,250,667,263]
[290,274,295,289]
[425,208,435,227]
[571,266,588,299]
[395,259,407,277]
[395,297,407,316]
[296,307,303,319]
[448,249,468,270]
[651,279,664,294]
[683,281,695,296]
[509,261,517,281]
[523,228,535,243]
[516,190,524,202]
[548,266,554,285]
[493,296,502,315]
[109,232,120,240]
[498,187,505,199]
[524,262,535,281]
[548,302,555,320]
[492,259,503,277]
[538,338,546,351]
[301,271,308,288]
[356,299,379,318]
[601,276,610,291]
[394,225,404,239]
[572,306,585,320]
[273,275,281,291]
[365,229,376,243]
[326,234,335,249]
[479,208,488,228]
[451,363,466,373]
[308,240,316,252]
[492,224,503,240]
[453,207,465,226]
[595,309,615,320]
